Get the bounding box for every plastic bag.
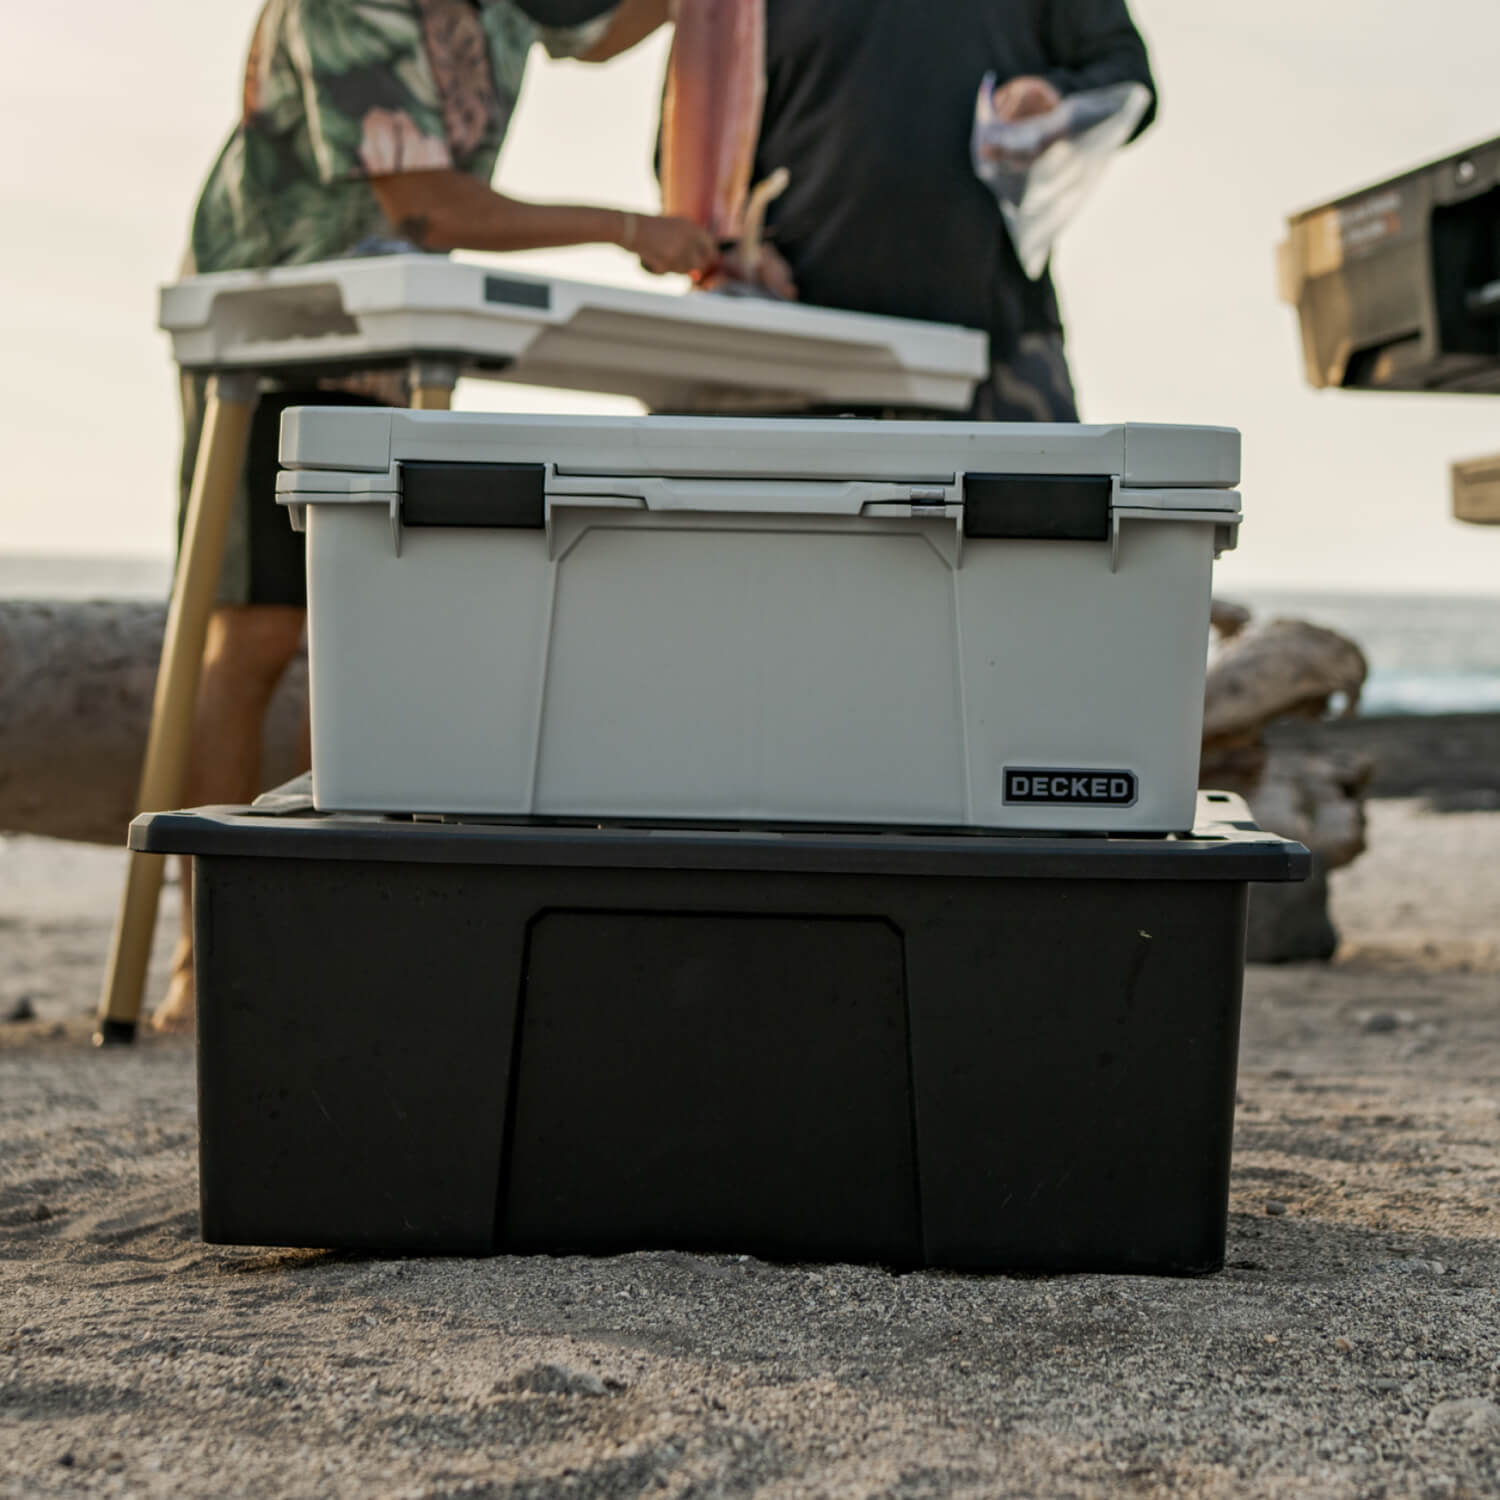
[971,78,1151,280]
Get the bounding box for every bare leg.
[154,604,308,1033]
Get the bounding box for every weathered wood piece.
[0,600,306,846]
[1203,616,1369,743]
[0,597,1386,876]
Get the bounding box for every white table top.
[159,254,990,413]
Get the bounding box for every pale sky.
[3,0,1500,593]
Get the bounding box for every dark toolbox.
[1280,134,1500,393]
[133,786,1308,1276]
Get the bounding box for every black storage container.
[1280,134,1500,393]
[132,789,1307,1276]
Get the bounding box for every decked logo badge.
[1004,768,1138,807]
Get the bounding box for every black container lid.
[131,784,1309,884]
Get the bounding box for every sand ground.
[2,802,1498,1499]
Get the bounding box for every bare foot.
[151,938,196,1034]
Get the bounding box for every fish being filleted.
[660,0,788,289]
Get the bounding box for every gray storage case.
[279,411,1242,834]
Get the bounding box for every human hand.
[708,240,799,300]
[629,213,717,276]
[990,75,1062,123]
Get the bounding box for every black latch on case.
[400,462,547,529]
[962,473,1112,541]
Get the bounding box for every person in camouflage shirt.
[189,0,547,274]
[158,0,702,1034]
[187,0,701,277]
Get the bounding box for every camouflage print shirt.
[188,0,610,275]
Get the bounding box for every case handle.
[546,473,959,516]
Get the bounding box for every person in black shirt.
[728,0,1157,421]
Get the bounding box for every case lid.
[131,788,1308,883]
[158,254,988,412]
[278,409,1241,491]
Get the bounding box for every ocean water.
[0,553,170,600]
[1,554,1497,717]
[1236,590,1500,717]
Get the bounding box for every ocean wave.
[1362,672,1500,716]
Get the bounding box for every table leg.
[410,359,459,411]
[95,372,260,1045]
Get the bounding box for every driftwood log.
[3,598,1370,872]
[1200,605,1374,962]
[0,600,306,846]
[1208,597,1251,640]
[1203,616,1368,744]
[1201,612,1372,871]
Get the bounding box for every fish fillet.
[660,0,767,243]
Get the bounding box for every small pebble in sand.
[511,1363,609,1398]
[1426,1397,1500,1434]
[1265,1200,1289,1216]
[29,1203,53,1223]
[5,996,36,1023]
[1388,1257,1445,1276]
[1335,1337,1354,1354]
[1363,1012,1401,1034]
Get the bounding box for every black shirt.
[752,0,1156,355]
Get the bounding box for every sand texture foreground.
[2,802,1499,1499]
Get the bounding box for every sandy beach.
[2,800,1499,1499]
